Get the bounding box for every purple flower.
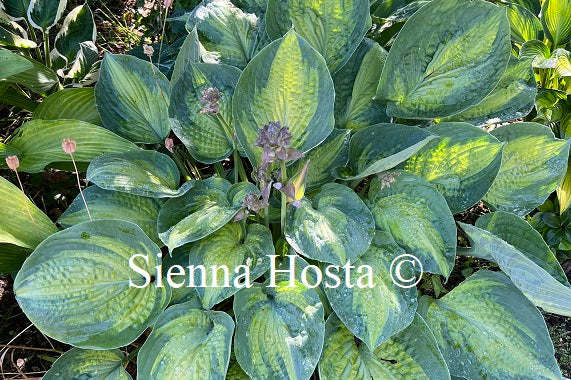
[198,87,221,115]
[253,122,303,165]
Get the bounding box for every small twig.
[0,345,64,354]
[0,324,34,358]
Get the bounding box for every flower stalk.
[62,138,92,221]
[5,156,42,240]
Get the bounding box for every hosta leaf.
[158,179,253,251]
[233,279,325,380]
[86,150,186,198]
[186,0,266,68]
[58,186,164,246]
[0,120,139,173]
[0,244,31,275]
[460,220,571,316]
[54,4,96,62]
[161,247,204,306]
[484,122,571,216]
[27,0,66,31]
[376,0,511,119]
[14,220,171,349]
[333,39,389,131]
[227,354,249,380]
[265,0,371,73]
[233,30,334,166]
[188,223,273,309]
[505,2,542,44]
[0,21,37,48]
[557,163,571,214]
[171,28,201,85]
[137,304,234,379]
[2,0,31,20]
[44,348,132,380]
[541,0,571,47]
[63,41,99,80]
[319,313,450,380]
[95,54,170,144]
[441,56,537,126]
[476,211,569,285]
[0,48,33,79]
[0,176,57,249]
[3,56,58,94]
[519,39,551,62]
[170,62,239,164]
[422,270,562,379]
[287,129,350,191]
[343,123,437,180]
[273,254,333,316]
[507,0,541,14]
[324,231,418,351]
[286,183,375,265]
[404,122,503,213]
[367,171,456,277]
[554,53,571,77]
[33,87,101,125]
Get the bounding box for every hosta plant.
[0,0,98,112]
[1,0,571,378]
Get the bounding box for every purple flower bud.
[198,87,221,115]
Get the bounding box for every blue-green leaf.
[44,348,132,380]
[58,186,164,246]
[286,183,375,265]
[187,223,273,309]
[367,171,456,277]
[95,53,171,144]
[233,280,325,380]
[423,270,562,379]
[404,122,503,213]
[484,122,571,216]
[137,304,234,379]
[343,123,437,180]
[319,313,450,380]
[14,220,171,349]
[265,0,371,73]
[324,231,418,351]
[333,38,389,131]
[86,151,186,198]
[233,30,334,166]
[0,119,139,173]
[170,62,240,163]
[376,0,511,119]
[158,179,253,251]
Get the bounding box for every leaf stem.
[280,162,287,234]
[42,31,51,68]
[214,162,225,178]
[70,153,92,221]
[233,148,239,183]
[25,20,43,62]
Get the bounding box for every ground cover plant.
[0,0,571,378]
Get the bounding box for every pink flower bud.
[5,155,19,171]
[163,0,173,8]
[62,138,77,154]
[165,138,174,153]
